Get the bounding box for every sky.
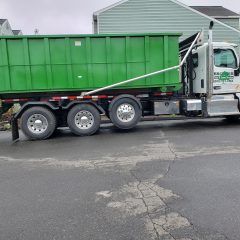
[1,0,240,35]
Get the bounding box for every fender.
[62,100,105,114]
[14,102,59,119]
[108,94,142,113]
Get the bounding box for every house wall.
[217,18,240,30]
[95,0,240,47]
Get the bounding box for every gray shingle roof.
[191,6,240,17]
[12,30,22,35]
[0,19,7,25]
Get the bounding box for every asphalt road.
[0,119,240,240]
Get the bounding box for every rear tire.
[67,104,100,136]
[20,107,56,140]
[109,97,142,129]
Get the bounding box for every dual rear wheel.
[67,104,100,136]
[20,105,100,140]
[109,97,142,130]
[67,97,142,136]
[20,107,57,140]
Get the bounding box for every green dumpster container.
[0,33,182,96]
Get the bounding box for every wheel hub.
[117,104,135,122]
[75,111,94,129]
[27,114,48,134]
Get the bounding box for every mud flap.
[11,117,19,142]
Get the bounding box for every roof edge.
[0,19,7,25]
[93,0,129,16]
[213,16,240,19]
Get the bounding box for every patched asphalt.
[0,119,240,240]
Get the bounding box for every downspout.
[97,15,100,34]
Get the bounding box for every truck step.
[207,98,240,117]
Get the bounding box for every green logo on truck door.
[214,71,234,83]
[219,71,230,81]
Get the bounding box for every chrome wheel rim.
[116,103,135,123]
[27,114,48,134]
[75,110,94,130]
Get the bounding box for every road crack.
[130,169,179,240]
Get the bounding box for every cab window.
[214,49,237,69]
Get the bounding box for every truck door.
[213,48,240,94]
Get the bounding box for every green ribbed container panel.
[0,33,181,95]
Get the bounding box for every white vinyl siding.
[217,18,240,30]
[95,0,240,47]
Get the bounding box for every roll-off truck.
[1,22,240,141]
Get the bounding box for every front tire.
[20,107,57,140]
[67,104,100,136]
[109,97,142,130]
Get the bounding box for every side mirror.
[234,63,240,76]
[192,53,199,68]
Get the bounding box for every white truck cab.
[193,42,240,95]
[180,23,240,117]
